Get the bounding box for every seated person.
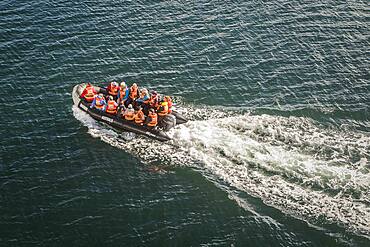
[145,108,158,128]
[117,100,126,116]
[80,83,96,102]
[134,106,145,125]
[136,88,150,114]
[163,96,173,113]
[157,101,169,116]
[136,88,150,105]
[105,96,118,115]
[90,93,106,111]
[106,81,119,99]
[149,91,160,108]
[123,104,135,121]
[126,83,139,107]
[117,81,129,105]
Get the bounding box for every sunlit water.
[1,0,369,246]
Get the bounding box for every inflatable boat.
[72,83,188,142]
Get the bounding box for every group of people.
[80,82,174,128]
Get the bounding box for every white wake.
[73,105,370,237]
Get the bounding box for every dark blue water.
[1,0,369,246]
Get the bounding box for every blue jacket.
[90,96,106,109]
[117,87,130,101]
[136,94,149,103]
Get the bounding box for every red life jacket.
[108,83,118,96]
[147,112,158,127]
[83,85,96,102]
[106,100,117,114]
[129,86,138,99]
[94,96,105,110]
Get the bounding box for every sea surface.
[1,0,369,246]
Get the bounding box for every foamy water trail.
[72,106,370,237]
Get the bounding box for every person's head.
[98,93,104,98]
[137,105,142,111]
[149,108,155,113]
[109,96,113,101]
[164,96,171,101]
[128,104,133,109]
[120,82,126,88]
[132,83,137,88]
[112,81,118,87]
[151,90,157,96]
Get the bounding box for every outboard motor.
[160,115,176,131]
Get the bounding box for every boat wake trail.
[72,105,370,238]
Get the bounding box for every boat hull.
[72,84,187,142]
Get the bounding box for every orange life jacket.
[134,110,145,124]
[147,112,158,127]
[94,96,105,110]
[84,86,95,102]
[124,109,135,121]
[108,84,118,96]
[129,86,138,100]
[106,100,117,114]
[157,102,169,116]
